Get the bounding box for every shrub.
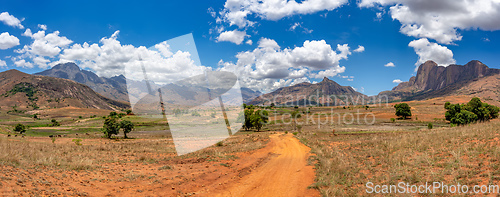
[72,139,82,146]
[126,109,132,115]
[191,111,201,117]
[14,123,26,134]
[51,119,60,127]
[292,132,298,135]
[444,97,499,125]
[427,123,433,129]
[390,118,395,123]
[216,141,224,147]
[291,110,302,119]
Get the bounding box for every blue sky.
[1,0,500,96]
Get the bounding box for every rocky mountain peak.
[51,62,80,71]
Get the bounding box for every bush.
[427,123,433,129]
[390,118,395,123]
[394,103,412,119]
[216,141,224,147]
[191,111,201,117]
[51,119,60,127]
[444,97,499,125]
[14,123,26,134]
[72,139,82,146]
[291,110,301,119]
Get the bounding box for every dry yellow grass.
[298,120,500,196]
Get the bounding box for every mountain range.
[378,60,500,103]
[249,77,367,106]
[250,60,500,106]
[35,62,130,103]
[0,69,129,111]
[35,62,262,104]
[1,60,498,111]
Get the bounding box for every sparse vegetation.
[14,123,26,134]
[72,139,82,146]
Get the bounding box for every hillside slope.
[249,77,366,106]
[35,62,130,103]
[0,69,129,111]
[379,60,500,102]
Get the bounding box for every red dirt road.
[210,133,319,197]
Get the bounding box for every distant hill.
[0,69,129,111]
[249,77,367,106]
[36,62,260,105]
[241,87,261,103]
[35,62,130,103]
[379,60,500,103]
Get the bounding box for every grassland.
[1,95,499,196]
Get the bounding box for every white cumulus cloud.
[358,0,500,44]
[219,38,352,92]
[0,59,6,68]
[0,32,20,49]
[38,24,47,30]
[353,45,365,52]
[60,31,208,84]
[393,79,403,83]
[0,12,24,29]
[217,30,248,45]
[408,38,455,70]
[384,62,395,67]
[17,29,73,57]
[221,0,348,28]
[211,0,347,44]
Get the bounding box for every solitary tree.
[243,108,254,131]
[119,120,134,139]
[102,116,120,138]
[394,103,412,119]
[251,110,269,132]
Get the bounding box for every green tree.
[444,102,462,121]
[251,110,269,132]
[394,103,412,119]
[125,109,132,115]
[291,110,301,119]
[243,108,254,131]
[451,110,478,125]
[51,119,60,126]
[120,120,134,139]
[109,111,118,117]
[102,116,120,138]
[14,123,26,134]
[445,97,499,125]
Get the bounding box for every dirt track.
[210,133,319,197]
